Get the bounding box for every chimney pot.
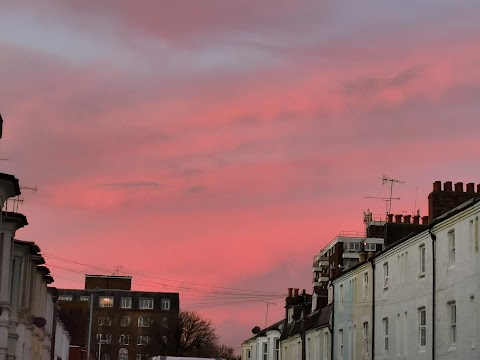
[387,214,394,223]
[404,215,411,224]
[433,181,442,192]
[466,183,475,193]
[413,215,420,225]
[288,288,293,297]
[395,214,403,223]
[444,181,453,192]
[294,288,299,297]
[421,216,429,225]
[455,182,463,192]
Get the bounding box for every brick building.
[58,275,179,360]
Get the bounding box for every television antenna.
[262,301,276,328]
[364,196,400,219]
[380,175,404,216]
[113,265,123,275]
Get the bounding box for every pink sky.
[1,0,480,351]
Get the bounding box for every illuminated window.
[58,295,72,301]
[99,297,114,308]
[80,296,90,302]
[138,317,153,327]
[137,336,151,346]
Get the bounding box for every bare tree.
[177,310,218,357]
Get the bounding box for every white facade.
[242,323,281,360]
[333,261,372,360]
[432,200,480,359]
[0,174,70,359]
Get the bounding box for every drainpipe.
[429,227,436,360]
[369,257,375,360]
[330,285,334,360]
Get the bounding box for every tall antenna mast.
[381,175,404,216]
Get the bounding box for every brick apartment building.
[58,275,179,360]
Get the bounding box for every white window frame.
[364,243,376,252]
[137,335,151,346]
[419,307,426,348]
[363,322,369,357]
[120,316,130,327]
[339,284,344,307]
[121,297,132,309]
[80,296,90,301]
[58,295,73,301]
[419,245,426,277]
[363,272,369,301]
[338,329,344,360]
[449,302,457,347]
[383,318,389,352]
[448,230,455,267]
[138,317,152,327]
[139,298,154,310]
[161,298,171,310]
[119,334,129,345]
[383,262,389,289]
[262,342,268,360]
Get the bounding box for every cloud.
[99,181,168,190]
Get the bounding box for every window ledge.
[419,273,425,278]
[448,346,456,352]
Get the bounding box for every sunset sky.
[1,0,480,351]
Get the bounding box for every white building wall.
[433,202,480,360]
[333,262,372,360]
[373,229,432,360]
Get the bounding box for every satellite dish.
[33,317,47,328]
[252,326,261,334]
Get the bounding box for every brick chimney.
[403,215,411,224]
[422,216,429,225]
[387,214,394,223]
[413,215,420,225]
[428,181,479,222]
[395,214,403,223]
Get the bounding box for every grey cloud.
[99,181,168,189]
[186,185,208,194]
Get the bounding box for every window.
[136,355,142,360]
[419,245,426,276]
[323,331,329,360]
[161,298,171,310]
[345,242,361,252]
[470,296,476,349]
[246,349,251,360]
[80,296,90,301]
[339,284,344,307]
[383,263,389,289]
[120,316,130,327]
[383,318,389,352]
[475,217,479,253]
[162,317,168,328]
[99,297,114,308]
[419,307,426,347]
[338,330,344,360]
[139,298,154,310]
[275,339,280,360]
[449,302,456,347]
[364,243,376,252]
[287,307,294,323]
[121,297,132,309]
[363,272,369,300]
[137,336,151,346]
[119,335,129,345]
[138,317,153,327]
[448,230,455,266]
[119,348,128,360]
[58,295,72,301]
[363,322,369,356]
[97,334,112,344]
[263,342,267,360]
[98,316,112,326]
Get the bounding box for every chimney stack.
[433,181,442,192]
[467,183,475,193]
[413,215,420,225]
[421,216,429,225]
[395,214,403,223]
[403,215,411,224]
[444,181,453,192]
[387,214,394,223]
[455,182,463,192]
